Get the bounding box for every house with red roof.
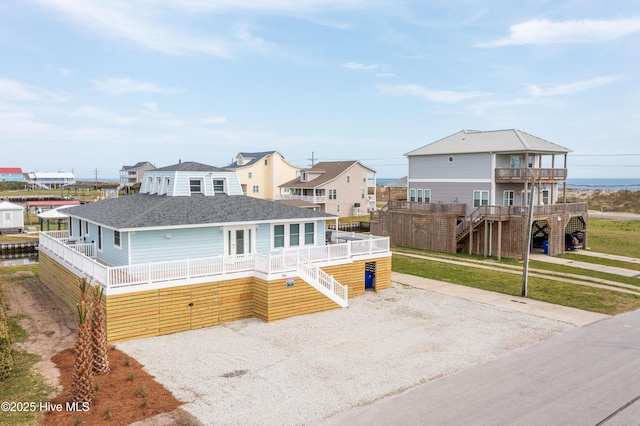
[0,168,24,182]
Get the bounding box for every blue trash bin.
[365,271,374,288]
[543,240,548,255]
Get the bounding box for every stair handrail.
[297,253,348,307]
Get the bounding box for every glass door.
[227,228,253,256]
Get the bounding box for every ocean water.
[566,178,640,190]
[377,178,640,190]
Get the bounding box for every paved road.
[323,309,640,426]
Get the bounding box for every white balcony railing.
[39,230,390,292]
[275,194,326,203]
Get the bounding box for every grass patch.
[584,218,640,258]
[557,253,640,272]
[0,266,55,425]
[529,260,640,287]
[392,254,640,315]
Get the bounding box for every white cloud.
[479,18,640,47]
[376,73,395,77]
[143,102,158,112]
[72,105,135,125]
[0,78,70,102]
[0,106,57,134]
[378,84,488,103]
[36,0,230,57]
[91,78,183,96]
[201,116,227,125]
[343,62,379,70]
[529,75,623,96]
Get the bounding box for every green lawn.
[584,218,640,258]
[392,254,640,315]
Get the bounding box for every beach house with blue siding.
[39,161,392,342]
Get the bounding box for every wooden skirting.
[38,252,392,343]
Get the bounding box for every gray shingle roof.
[225,151,278,168]
[154,161,230,172]
[63,194,336,230]
[405,129,571,156]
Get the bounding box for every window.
[417,189,423,203]
[522,191,532,206]
[97,226,102,250]
[79,220,83,236]
[85,221,89,235]
[329,189,337,200]
[289,224,300,246]
[347,175,350,183]
[503,190,515,206]
[248,172,252,179]
[363,174,367,182]
[409,188,416,202]
[252,185,259,193]
[114,230,121,247]
[337,204,340,212]
[473,190,489,208]
[189,179,202,193]
[361,189,365,199]
[304,223,314,245]
[510,156,521,168]
[274,225,285,248]
[264,159,268,165]
[542,189,550,205]
[156,177,162,194]
[213,179,225,194]
[424,189,431,203]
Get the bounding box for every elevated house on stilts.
[371,129,588,259]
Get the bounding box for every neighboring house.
[38,161,391,342]
[0,201,24,234]
[26,200,80,214]
[24,171,75,189]
[224,151,300,200]
[372,129,588,258]
[278,161,377,217]
[120,161,156,186]
[0,167,24,182]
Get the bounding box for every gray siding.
[409,153,492,180]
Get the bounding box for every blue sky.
[1,1,639,179]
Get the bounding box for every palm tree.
[91,284,110,374]
[71,278,93,404]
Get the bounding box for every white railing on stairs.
[297,254,348,307]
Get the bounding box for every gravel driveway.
[120,282,572,426]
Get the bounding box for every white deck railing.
[276,194,326,203]
[39,231,389,292]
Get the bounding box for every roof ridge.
[513,129,531,149]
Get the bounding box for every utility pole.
[308,152,318,167]
[94,168,99,183]
[521,176,538,297]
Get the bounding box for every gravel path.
[120,282,572,426]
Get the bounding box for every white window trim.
[272,222,316,249]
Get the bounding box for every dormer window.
[213,179,225,194]
[189,178,203,194]
[301,171,307,182]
